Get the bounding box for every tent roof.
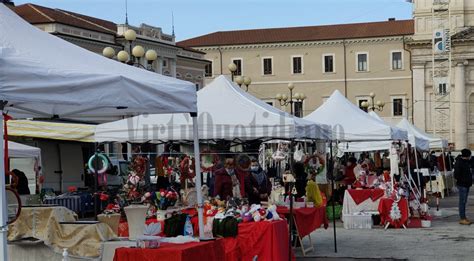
[339,112,430,152]
[396,118,448,149]
[8,141,41,159]
[95,76,330,142]
[304,90,407,141]
[0,4,197,120]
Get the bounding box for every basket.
[343,213,373,229]
[326,204,342,220]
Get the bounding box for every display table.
[113,240,225,261]
[8,206,116,258]
[378,198,409,229]
[276,206,328,238]
[223,219,292,261]
[425,174,446,198]
[342,189,384,222]
[276,206,328,256]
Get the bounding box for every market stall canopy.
[396,118,448,149]
[7,120,95,143]
[8,141,41,159]
[0,4,197,120]
[304,90,407,141]
[95,76,331,142]
[338,112,430,152]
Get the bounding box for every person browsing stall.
[454,149,473,225]
[248,158,271,204]
[214,158,245,200]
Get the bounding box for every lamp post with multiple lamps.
[228,63,252,91]
[275,83,306,116]
[235,76,252,91]
[102,29,158,71]
[361,92,385,112]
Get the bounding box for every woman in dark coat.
[293,162,307,198]
[247,159,271,204]
[12,169,30,195]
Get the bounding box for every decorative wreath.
[200,150,219,172]
[88,153,109,175]
[304,153,326,175]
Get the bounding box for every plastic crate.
[326,204,342,220]
[343,213,373,229]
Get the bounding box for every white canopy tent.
[396,118,448,150]
[304,90,407,141]
[8,141,41,159]
[0,4,202,258]
[338,112,430,152]
[95,75,331,142]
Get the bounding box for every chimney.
[388,18,396,21]
[1,0,15,8]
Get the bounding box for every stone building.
[178,20,415,124]
[13,3,209,88]
[408,0,474,149]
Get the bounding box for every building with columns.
[13,3,209,88]
[408,0,474,149]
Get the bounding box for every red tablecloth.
[113,240,225,261]
[378,198,409,228]
[276,206,328,238]
[222,220,293,261]
[347,189,385,205]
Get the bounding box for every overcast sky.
[14,0,413,41]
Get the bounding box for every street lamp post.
[275,83,306,116]
[228,63,237,81]
[361,92,385,112]
[102,29,158,71]
[235,76,252,91]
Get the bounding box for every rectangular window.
[263,58,273,75]
[438,83,447,95]
[163,60,167,67]
[294,101,303,118]
[324,55,334,73]
[205,62,212,77]
[292,56,302,74]
[392,98,403,116]
[358,99,368,112]
[232,59,242,76]
[357,53,368,72]
[392,51,403,70]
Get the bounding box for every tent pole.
[0,113,8,260]
[441,148,449,197]
[191,114,205,239]
[413,147,422,196]
[329,141,337,253]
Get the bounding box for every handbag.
[164,213,188,237]
[293,143,305,162]
[212,216,239,238]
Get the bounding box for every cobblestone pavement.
[296,190,474,261]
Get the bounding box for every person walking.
[454,149,473,225]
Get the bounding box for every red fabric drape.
[113,240,226,261]
[378,198,409,228]
[277,206,328,238]
[348,189,385,205]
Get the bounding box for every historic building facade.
[408,0,474,149]
[13,3,209,88]
[179,20,414,124]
